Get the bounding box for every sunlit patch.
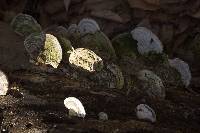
[24,33,62,68]
[69,48,103,72]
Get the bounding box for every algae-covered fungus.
[57,37,73,62]
[91,63,124,89]
[24,33,62,68]
[0,70,9,96]
[137,69,165,99]
[80,31,117,60]
[169,58,191,87]
[131,27,163,55]
[136,104,156,123]
[78,18,100,36]
[106,64,124,89]
[46,26,74,62]
[68,48,104,72]
[142,52,169,65]
[10,13,41,37]
[112,32,138,59]
[46,26,70,40]
[64,97,86,118]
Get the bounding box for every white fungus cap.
[78,18,100,36]
[64,97,86,118]
[169,58,191,87]
[131,27,163,55]
[136,104,156,123]
[0,70,9,96]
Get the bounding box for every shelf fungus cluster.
[8,13,194,123]
[67,18,117,61]
[0,70,9,96]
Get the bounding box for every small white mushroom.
[64,97,86,118]
[78,18,100,36]
[131,27,163,54]
[98,112,108,121]
[135,104,156,123]
[0,70,9,96]
[168,58,191,87]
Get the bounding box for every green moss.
[112,32,138,59]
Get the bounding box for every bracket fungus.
[46,26,73,62]
[169,58,191,87]
[68,24,80,35]
[24,33,62,68]
[80,31,117,60]
[0,70,9,96]
[64,97,86,118]
[137,69,165,99]
[131,27,163,55]
[68,48,104,72]
[106,64,124,89]
[136,104,156,123]
[112,32,138,59]
[78,18,100,36]
[10,13,42,37]
[91,63,124,89]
